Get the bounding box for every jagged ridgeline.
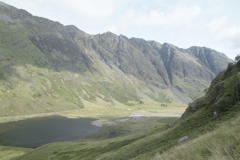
[0,2,232,116]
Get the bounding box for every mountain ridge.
[0,1,233,116]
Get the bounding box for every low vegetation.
[152,115,240,160]
[0,146,32,160]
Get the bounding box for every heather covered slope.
[0,1,232,116]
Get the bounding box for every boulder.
[176,136,188,145]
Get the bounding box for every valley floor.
[0,102,187,123]
[0,103,186,160]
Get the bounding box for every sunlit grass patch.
[0,146,32,160]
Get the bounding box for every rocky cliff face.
[0,2,233,116]
[181,61,240,120]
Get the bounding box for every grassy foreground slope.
[15,62,240,160]
[152,116,240,160]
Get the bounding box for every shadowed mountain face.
[0,2,233,116]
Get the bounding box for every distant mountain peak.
[12,9,32,19]
[162,42,179,49]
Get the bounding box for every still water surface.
[0,116,100,148]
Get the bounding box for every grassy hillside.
[152,116,240,160]
[13,61,240,160]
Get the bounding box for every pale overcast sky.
[1,0,240,59]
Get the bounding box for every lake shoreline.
[0,117,100,148]
[91,112,182,127]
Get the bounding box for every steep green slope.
[15,61,240,160]
[152,116,240,160]
[0,1,232,117]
